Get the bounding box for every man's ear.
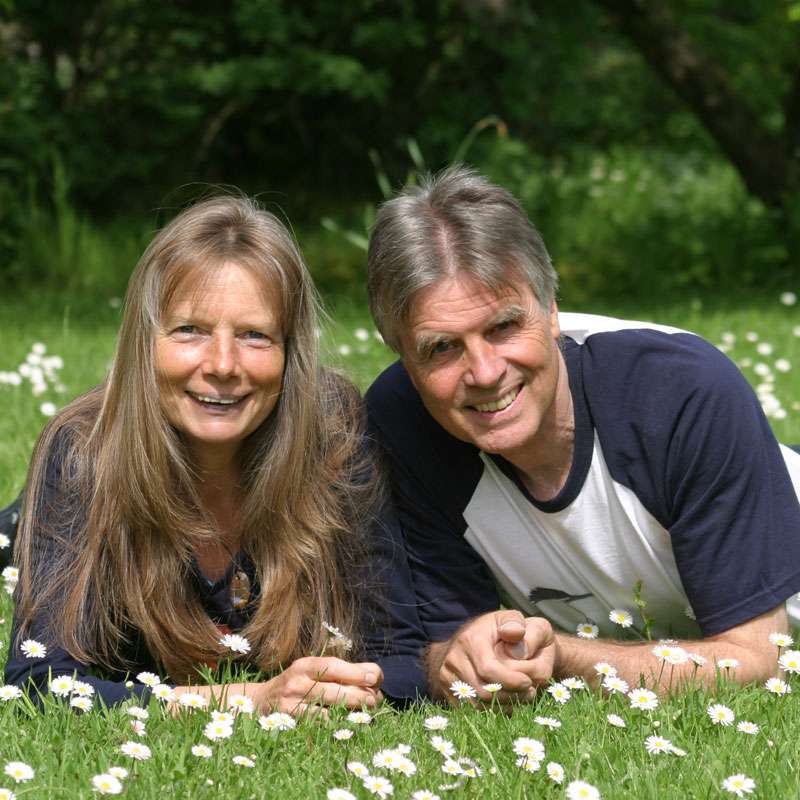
[549,299,560,340]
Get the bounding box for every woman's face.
[155,262,286,465]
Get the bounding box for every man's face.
[399,273,565,464]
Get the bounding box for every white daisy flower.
[448,680,476,701]
[607,713,626,728]
[152,684,175,702]
[562,676,586,690]
[3,762,34,783]
[769,632,794,648]
[354,328,370,342]
[0,685,23,701]
[191,744,213,758]
[593,662,617,677]
[259,712,296,731]
[346,710,372,725]
[756,342,774,356]
[707,703,735,725]
[394,757,416,777]
[333,729,354,741]
[210,711,235,724]
[372,750,403,770]
[130,719,146,736]
[651,644,688,664]
[546,761,565,783]
[628,688,658,711]
[515,756,541,773]
[576,622,599,639]
[482,682,502,694]
[765,677,791,695]
[778,649,800,674]
[458,758,482,779]
[609,609,633,628]
[107,767,128,779]
[736,721,759,735]
[602,676,629,695]
[722,774,756,797]
[72,680,95,697]
[69,696,93,712]
[775,358,791,373]
[232,755,255,768]
[534,715,561,729]
[645,735,673,755]
[780,291,797,306]
[362,775,393,798]
[566,780,601,800]
[717,658,739,670]
[227,693,254,714]
[91,774,123,795]
[512,737,545,761]
[119,741,151,760]
[430,736,455,757]
[441,760,463,776]
[338,344,352,356]
[219,633,251,654]
[204,720,235,740]
[423,715,448,731]
[20,639,47,659]
[321,622,353,651]
[135,671,161,687]
[411,791,440,800]
[745,331,759,342]
[127,706,149,720]
[793,325,800,337]
[547,683,571,703]
[687,653,707,666]
[346,761,370,777]
[327,790,357,800]
[178,692,209,710]
[1,567,18,582]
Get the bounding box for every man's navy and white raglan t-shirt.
[366,313,800,645]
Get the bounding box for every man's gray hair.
[367,164,558,352]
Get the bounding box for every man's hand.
[427,610,557,708]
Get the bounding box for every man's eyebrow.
[491,304,529,325]
[412,331,448,360]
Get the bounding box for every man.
[365,165,800,706]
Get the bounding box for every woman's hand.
[253,656,383,716]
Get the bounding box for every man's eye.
[493,319,517,334]
[430,340,453,356]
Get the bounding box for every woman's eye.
[174,325,197,335]
[242,330,269,341]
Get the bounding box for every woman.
[5,195,425,710]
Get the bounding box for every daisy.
[3,763,34,783]
[346,762,370,777]
[717,658,739,670]
[482,682,502,694]
[609,609,633,628]
[769,632,794,648]
[0,686,22,701]
[423,715,448,731]
[20,639,46,659]
[327,791,357,800]
[333,729,354,741]
[534,715,561,729]
[411,791,440,800]
[347,711,372,725]
[707,703,735,725]
[722,774,756,797]
[449,680,476,701]
[765,677,791,695]
[204,720,235,740]
[628,688,658,711]
[394,757,417,777]
[441,760,463,776]
[576,622,599,639]
[546,762,565,783]
[607,713,626,728]
[547,683,571,704]
[458,758,482,779]
[72,680,95,697]
[778,649,800,674]
[430,736,455,758]
[737,721,759,735]
[178,692,209,710]
[594,662,617,677]
[0,792,17,800]
[107,768,128,779]
[136,671,161,687]
[321,622,353,651]
[69,696,93,712]
[151,684,175,702]
[48,675,74,697]
[362,775,394,798]
[227,694,254,714]
[645,735,673,755]
[651,644,688,665]
[515,756,541,773]
[566,780,601,800]
[780,291,797,306]
[130,720,146,736]
[119,741,151,760]
[127,706,149,720]
[562,676,586,690]
[688,653,707,667]
[372,750,403,770]
[602,676,629,694]
[259,712,296,731]
[232,755,255,768]
[91,774,123,795]
[210,711,235,724]
[191,744,213,758]
[512,737,545,761]
[219,633,251,654]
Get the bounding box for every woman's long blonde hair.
[15,196,380,680]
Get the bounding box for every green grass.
[0,287,798,798]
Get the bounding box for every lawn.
[0,286,798,799]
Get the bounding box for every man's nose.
[463,340,505,387]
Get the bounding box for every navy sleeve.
[583,331,800,636]
[366,361,500,646]
[4,431,148,708]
